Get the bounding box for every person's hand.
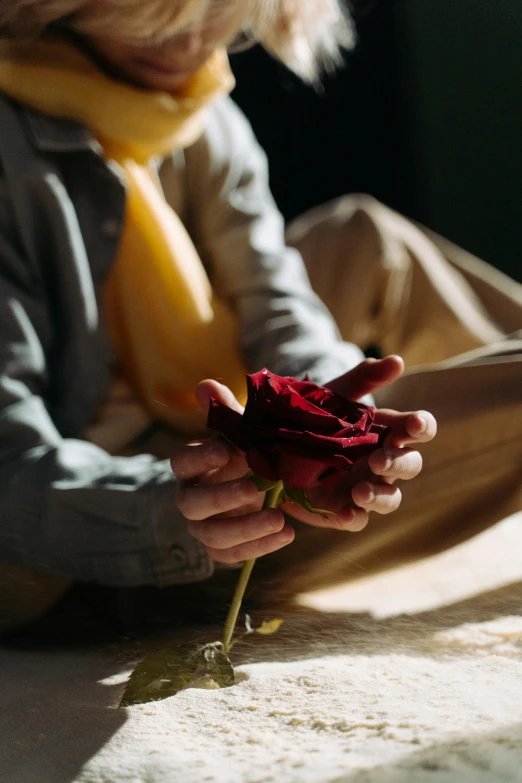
[280,356,437,531]
[171,393,294,564]
[176,356,436,563]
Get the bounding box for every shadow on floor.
[231,578,522,666]
[0,644,127,783]
[3,575,522,662]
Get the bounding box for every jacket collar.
[23,105,101,154]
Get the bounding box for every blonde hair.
[0,0,354,80]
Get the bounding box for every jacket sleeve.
[186,97,366,385]
[0,186,212,587]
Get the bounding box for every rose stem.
[221,480,285,653]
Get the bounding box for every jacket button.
[169,545,187,567]
[101,218,121,238]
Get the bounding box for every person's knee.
[332,193,382,221]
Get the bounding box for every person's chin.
[129,62,194,91]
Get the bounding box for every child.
[0,0,519,629]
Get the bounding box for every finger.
[211,498,265,519]
[337,507,371,532]
[351,482,402,514]
[187,509,285,549]
[207,525,295,565]
[177,478,260,521]
[368,447,423,481]
[326,355,404,401]
[170,440,231,481]
[197,447,250,485]
[280,501,370,532]
[375,409,437,447]
[279,500,337,528]
[196,379,245,416]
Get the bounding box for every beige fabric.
[245,195,522,602]
[285,194,507,366]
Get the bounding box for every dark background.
[230,0,522,282]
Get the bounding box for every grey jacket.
[0,94,364,587]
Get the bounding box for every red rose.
[207,369,389,490]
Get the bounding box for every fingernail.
[379,452,393,472]
[277,525,294,542]
[340,509,356,527]
[417,414,428,434]
[345,509,369,531]
[356,483,374,504]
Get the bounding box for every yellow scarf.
[0,36,247,433]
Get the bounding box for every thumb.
[195,379,245,416]
[326,355,404,401]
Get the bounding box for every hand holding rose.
[172,356,437,564]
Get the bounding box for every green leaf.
[283,487,331,519]
[119,644,200,707]
[256,618,284,636]
[245,470,280,493]
[203,643,235,688]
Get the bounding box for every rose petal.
[245,447,280,482]
[206,399,250,451]
[270,445,355,490]
[267,428,381,453]
[271,448,333,489]
[246,386,359,435]
[245,372,378,439]
[206,371,389,491]
[371,423,390,440]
